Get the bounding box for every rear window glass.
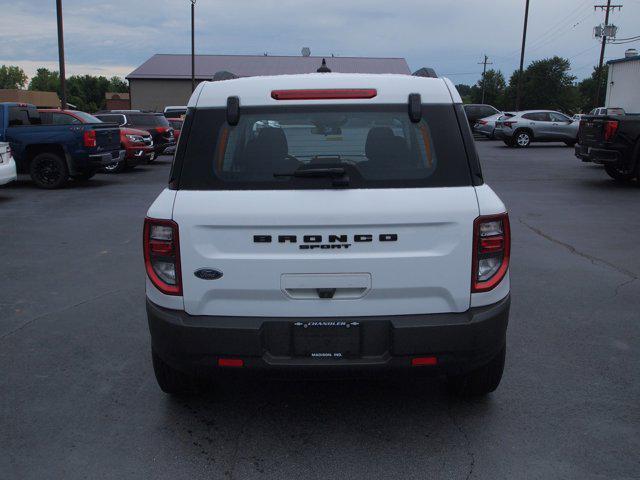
[72,111,102,123]
[128,114,170,127]
[177,104,472,190]
[165,109,186,119]
[96,114,125,124]
[8,106,41,126]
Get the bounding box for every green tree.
[504,56,580,113]
[108,76,128,93]
[0,65,28,89]
[455,83,472,103]
[470,69,506,108]
[28,68,60,93]
[577,66,607,113]
[27,70,128,112]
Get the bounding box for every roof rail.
[412,67,438,78]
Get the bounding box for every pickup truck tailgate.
[578,118,607,146]
[91,124,121,151]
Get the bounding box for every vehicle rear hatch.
[171,96,479,318]
[174,189,478,317]
[578,117,608,146]
[90,123,121,152]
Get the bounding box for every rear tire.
[514,130,532,148]
[565,140,577,147]
[29,152,69,189]
[604,164,635,182]
[152,349,201,396]
[447,346,506,397]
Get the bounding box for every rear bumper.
[147,295,510,376]
[154,141,176,155]
[493,129,512,140]
[0,158,17,186]
[90,149,125,166]
[574,144,621,164]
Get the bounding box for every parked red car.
[39,109,154,173]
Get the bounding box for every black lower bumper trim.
[147,296,510,375]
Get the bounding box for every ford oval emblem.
[194,268,223,280]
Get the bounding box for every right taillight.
[472,213,510,293]
[143,218,182,295]
[603,120,619,141]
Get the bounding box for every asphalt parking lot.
[2,142,639,480]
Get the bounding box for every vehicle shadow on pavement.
[158,375,494,475]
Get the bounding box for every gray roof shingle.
[127,54,411,80]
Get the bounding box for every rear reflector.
[271,89,377,100]
[411,356,438,366]
[218,358,244,368]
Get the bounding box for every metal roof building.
[126,54,411,111]
[606,53,640,114]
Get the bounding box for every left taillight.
[472,213,510,293]
[603,120,619,142]
[83,130,97,148]
[143,218,182,295]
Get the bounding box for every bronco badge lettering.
[253,233,397,250]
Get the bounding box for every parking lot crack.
[447,401,475,480]
[0,288,123,341]
[518,217,638,281]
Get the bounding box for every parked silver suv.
[494,110,579,148]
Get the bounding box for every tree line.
[0,65,128,112]
[455,56,606,114]
[2,56,605,114]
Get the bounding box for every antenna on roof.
[317,58,331,73]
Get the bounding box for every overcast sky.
[1,0,639,86]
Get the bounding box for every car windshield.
[178,104,472,190]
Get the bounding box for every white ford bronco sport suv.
[144,68,510,397]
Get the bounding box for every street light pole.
[191,0,196,92]
[515,0,530,111]
[56,0,67,109]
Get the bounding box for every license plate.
[292,321,360,358]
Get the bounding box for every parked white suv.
[0,142,17,186]
[145,70,511,397]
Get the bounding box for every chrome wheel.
[516,132,531,147]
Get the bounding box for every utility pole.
[478,55,492,104]
[515,0,530,111]
[190,0,196,92]
[593,1,622,108]
[55,0,67,109]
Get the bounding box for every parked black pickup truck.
[0,102,124,188]
[575,114,640,181]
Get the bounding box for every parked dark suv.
[463,104,501,129]
[95,111,175,158]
